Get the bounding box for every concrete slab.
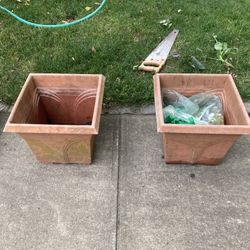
[118,115,250,250]
[1,113,250,250]
[0,114,119,250]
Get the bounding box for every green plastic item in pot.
[163,106,200,125]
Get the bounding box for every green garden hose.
[0,0,106,28]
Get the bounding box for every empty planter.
[154,73,250,165]
[4,73,105,164]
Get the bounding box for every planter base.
[21,133,95,164]
[162,134,239,165]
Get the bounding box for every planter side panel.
[32,74,100,89]
[162,133,239,165]
[159,74,227,93]
[223,78,250,125]
[20,133,95,164]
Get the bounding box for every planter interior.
[154,73,250,165]
[4,74,105,164]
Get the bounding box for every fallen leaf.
[91,47,97,53]
[85,6,92,11]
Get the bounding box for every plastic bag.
[190,93,224,125]
[163,90,224,125]
[163,90,199,115]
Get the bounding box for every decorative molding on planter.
[26,87,97,125]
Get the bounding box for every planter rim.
[157,124,250,135]
[24,73,105,77]
[154,73,250,135]
[156,73,233,77]
[4,73,105,135]
[4,124,98,135]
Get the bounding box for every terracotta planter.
[154,73,250,165]
[4,73,105,164]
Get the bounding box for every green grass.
[0,0,250,105]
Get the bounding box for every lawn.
[0,0,249,106]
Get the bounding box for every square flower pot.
[154,73,250,165]
[4,73,105,164]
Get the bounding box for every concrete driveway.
[0,113,250,250]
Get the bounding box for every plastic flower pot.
[4,73,105,164]
[154,73,250,165]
